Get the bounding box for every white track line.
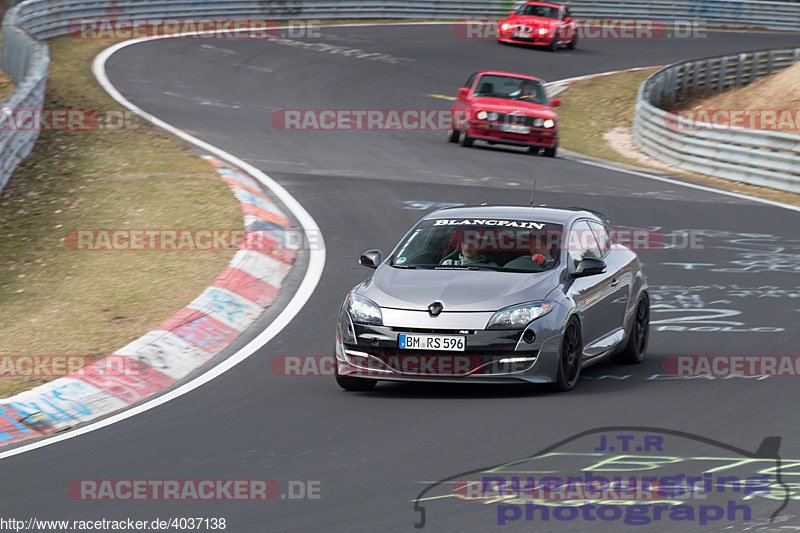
[0,35,327,460]
[3,22,796,459]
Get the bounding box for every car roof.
[519,1,564,8]
[423,205,608,225]
[475,71,545,83]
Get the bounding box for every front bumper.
[466,122,558,148]
[335,322,562,384]
[497,31,555,46]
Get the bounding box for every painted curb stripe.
[0,157,296,447]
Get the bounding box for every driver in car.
[440,231,498,266]
[517,80,535,100]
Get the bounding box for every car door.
[588,219,631,334]
[565,220,621,356]
[561,7,576,42]
[453,72,476,130]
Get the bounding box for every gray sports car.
[334,205,649,391]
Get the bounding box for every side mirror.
[457,87,469,99]
[509,10,515,16]
[359,249,382,269]
[550,98,561,107]
[571,257,606,278]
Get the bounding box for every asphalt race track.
[2,24,800,532]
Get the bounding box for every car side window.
[463,72,476,89]
[567,220,602,268]
[588,220,611,256]
[563,7,571,19]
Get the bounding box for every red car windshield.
[473,75,548,105]
[516,4,559,18]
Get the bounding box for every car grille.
[489,113,539,127]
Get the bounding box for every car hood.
[357,266,561,312]
[503,15,559,29]
[469,97,557,118]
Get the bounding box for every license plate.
[501,123,531,134]
[517,31,531,38]
[398,334,465,351]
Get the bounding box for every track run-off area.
[2,23,800,532]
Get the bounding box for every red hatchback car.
[497,1,578,51]
[449,71,560,157]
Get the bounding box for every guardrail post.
[733,53,745,87]
[750,51,761,81]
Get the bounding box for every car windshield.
[473,75,548,104]
[516,4,559,18]
[391,219,563,272]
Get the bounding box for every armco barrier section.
[2,0,800,193]
[0,2,47,192]
[633,47,800,194]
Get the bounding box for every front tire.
[447,128,460,143]
[546,38,558,52]
[335,362,377,391]
[461,131,474,147]
[542,145,557,157]
[551,317,582,391]
[613,293,650,364]
[567,34,577,50]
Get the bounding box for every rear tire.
[551,317,582,391]
[613,293,650,364]
[447,128,460,143]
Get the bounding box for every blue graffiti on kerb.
[202,287,253,325]
[6,381,94,426]
[0,404,33,440]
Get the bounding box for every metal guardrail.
[0,1,47,192]
[2,0,800,193]
[633,47,800,194]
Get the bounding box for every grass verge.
[557,69,800,207]
[0,35,243,397]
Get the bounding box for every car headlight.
[487,301,553,329]
[537,28,550,34]
[476,110,489,120]
[544,119,556,128]
[533,118,544,127]
[347,293,383,325]
[501,23,512,31]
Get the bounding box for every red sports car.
[497,2,578,51]
[448,71,560,157]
